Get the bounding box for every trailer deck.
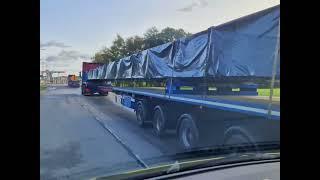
[112,87,280,120]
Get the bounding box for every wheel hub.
[187,129,194,143]
[137,107,143,123]
[182,127,192,148]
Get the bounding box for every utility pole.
[40,48,47,84]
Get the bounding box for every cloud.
[40,41,71,48]
[177,0,208,12]
[58,50,89,59]
[51,63,71,68]
[177,2,198,12]
[199,0,208,7]
[45,50,89,62]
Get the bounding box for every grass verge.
[257,88,280,97]
[40,84,47,91]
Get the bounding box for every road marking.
[79,100,149,169]
[95,117,149,169]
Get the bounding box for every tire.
[81,88,88,96]
[152,105,168,137]
[135,101,150,127]
[223,130,258,154]
[82,87,91,96]
[99,92,108,96]
[177,114,200,150]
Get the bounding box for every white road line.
[98,118,149,168]
[79,99,149,169]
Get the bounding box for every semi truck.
[81,62,112,96]
[67,74,80,87]
[84,5,280,151]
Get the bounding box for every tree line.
[92,27,192,63]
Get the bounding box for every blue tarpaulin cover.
[88,5,280,80]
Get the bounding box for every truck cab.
[67,75,80,88]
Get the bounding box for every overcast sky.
[40,0,280,74]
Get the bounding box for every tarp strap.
[267,19,280,118]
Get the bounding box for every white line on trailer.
[170,96,280,117]
[113,87,280,117]
[113,88,166,98]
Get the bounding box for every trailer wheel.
[82,88,89,96]
[177,114,199,150]
[99,92,108,96]
[153,105,168,137]
[135,101,149,127]
[223,128,258,154]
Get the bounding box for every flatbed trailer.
[111,86,280,150]
[85,5,280,151]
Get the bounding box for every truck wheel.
[152,105,168,137]
[177,114,199,150]
[135,101,149,127]
[223,129,258,154]
[82,89,88,96]
[99,92,108,96]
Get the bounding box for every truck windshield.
[41,1,280,180]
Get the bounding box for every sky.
[40,0,280,75]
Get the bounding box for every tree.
[92,52,104,63]
[92,27,192,63]
[124,35,145,56]
[143,27,162,49]
[92,47,115,63]
[109,34,126,60]
[93,34,127,63]
[158,27,190,43]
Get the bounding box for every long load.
[88,5,279,81]
[82,5,280,151]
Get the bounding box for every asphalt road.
[40,86,181,180]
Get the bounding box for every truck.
[67,74,80,88]
[81,62,112,96]
[84,5,280,151]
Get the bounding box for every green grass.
[40,84,47,91]
[180,86,193,90]
[257,88,280,97]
